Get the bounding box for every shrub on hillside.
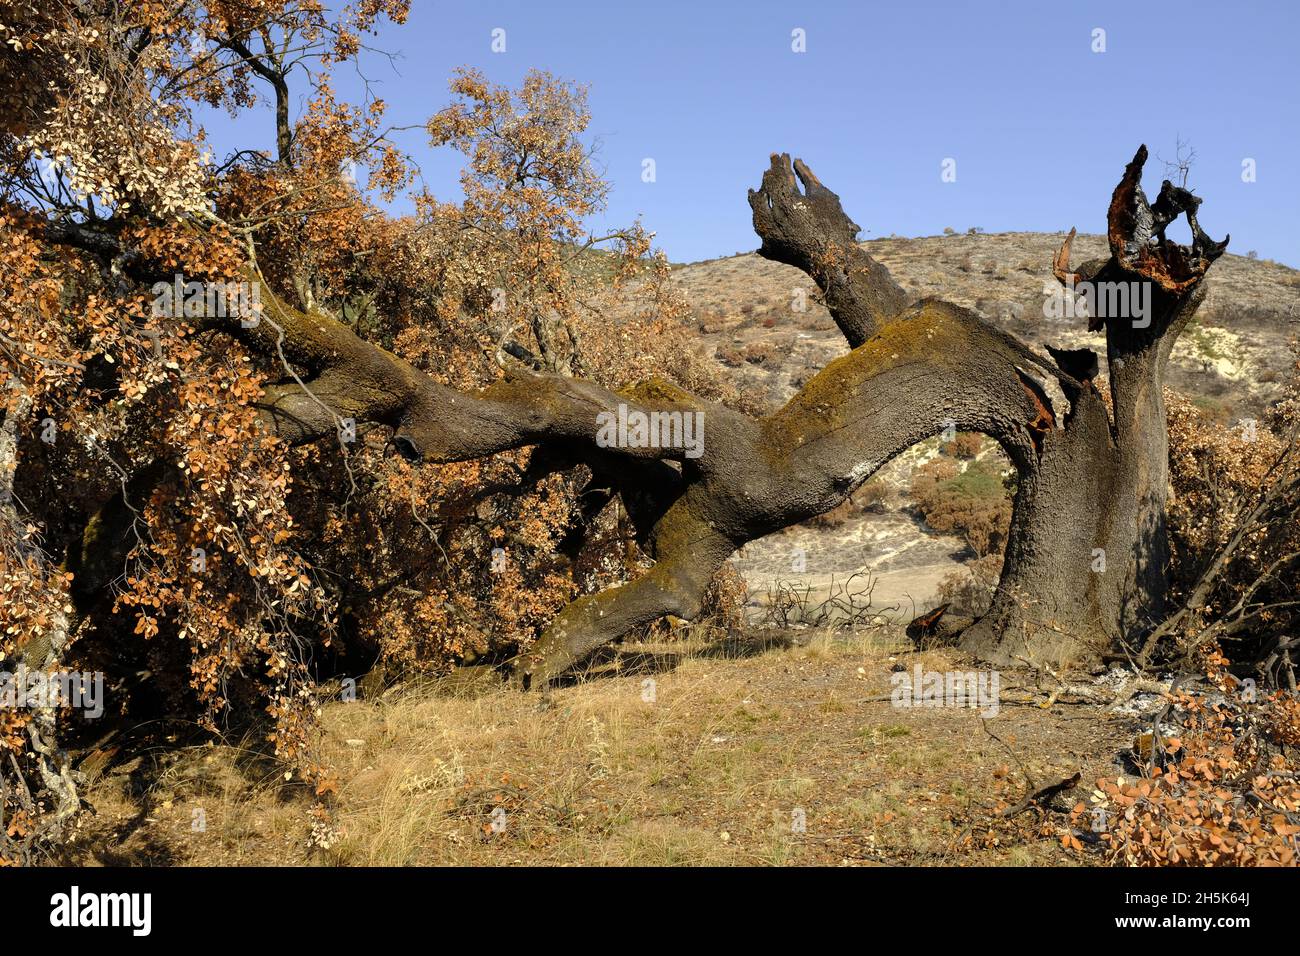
[910,457,1012,558]
[941,431,983,459]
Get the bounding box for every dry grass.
[72,628,1132,867]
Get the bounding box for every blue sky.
[202,0,1300,265]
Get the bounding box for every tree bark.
[743,146,1223,672]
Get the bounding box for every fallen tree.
[52,145,1226,688]
[8,7,1238,704]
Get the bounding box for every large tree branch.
[512,501,736,689]
[748,154,910,347]
[246,279,744,466]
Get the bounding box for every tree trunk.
[748,147,1225,670]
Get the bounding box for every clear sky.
[201,0,1300,265]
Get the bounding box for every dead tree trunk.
[47,146,1226,686]
[956,149,1226,666]
[749,148,1224,668]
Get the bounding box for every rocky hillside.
[655,233,1300,620]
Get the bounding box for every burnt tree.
[51,146,1226,687]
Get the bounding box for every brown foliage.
[1068,650,1300,866]
[1155,349,1300,682]
[0,1,697,859]
[911,454,1013,558]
